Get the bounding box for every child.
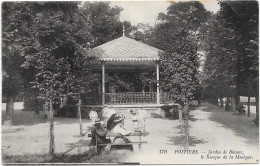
[137,108,147,132]
[130,109,139,132]
[89,108,98,125]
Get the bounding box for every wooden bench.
[88,132,149,152]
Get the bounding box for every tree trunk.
[49,99,55,156]
[227,97,231,104]
[231,97,236,112]
[3,95,14,125]
[247,96,250,117]
[78,99,83,136]
[235,95,240,111]
[210,96,218,105]
[255,95,259,126]
[220,98,224,107]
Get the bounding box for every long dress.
[110,123,133,151]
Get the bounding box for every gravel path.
[122,105,259,164]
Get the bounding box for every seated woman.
[109,113,133,151]
[112,114,131,136]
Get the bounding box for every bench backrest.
[88,132,149,137]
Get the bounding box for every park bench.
[88,132,149,153]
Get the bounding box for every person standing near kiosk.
[102,105,116,128]
[138,107,147,132]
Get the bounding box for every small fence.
[105,92,157,105]
[104,92,174,105]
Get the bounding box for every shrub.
[189,100,199,107]
[56,105,78,118]
[81,107,91,119]
[23,97,44,112]
[151,113,162,118]
[161,105,179,119]
[66,95,78,105]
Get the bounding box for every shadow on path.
[63,139,91,156]
[167,135,208,147]
[188,114,204,122]
[2,128,25,133]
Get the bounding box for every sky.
[110,1,220,26]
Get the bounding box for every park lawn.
[2,149,124,163]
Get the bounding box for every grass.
[2,154,51,163]
[50,148,124,163]
[2,148,125,163]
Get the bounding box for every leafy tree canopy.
[80,2,123,47]
[153,2,209,105]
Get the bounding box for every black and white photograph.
[1,0,259,164]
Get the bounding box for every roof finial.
[123,24,125,37]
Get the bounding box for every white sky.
[110,1,220,26]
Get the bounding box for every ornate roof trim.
[100,58,160,62]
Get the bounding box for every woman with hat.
[112,113,131,135]
[110,113,133,151]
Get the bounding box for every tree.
[80,2,123,47]
[2,2,39,125]
[153,2,209,106]
[131,23,156,46]
[219,1,258,123]
[2,55,24,125]
[201,14,240,105]
[202,1,258,123]
[17,2,95,155]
